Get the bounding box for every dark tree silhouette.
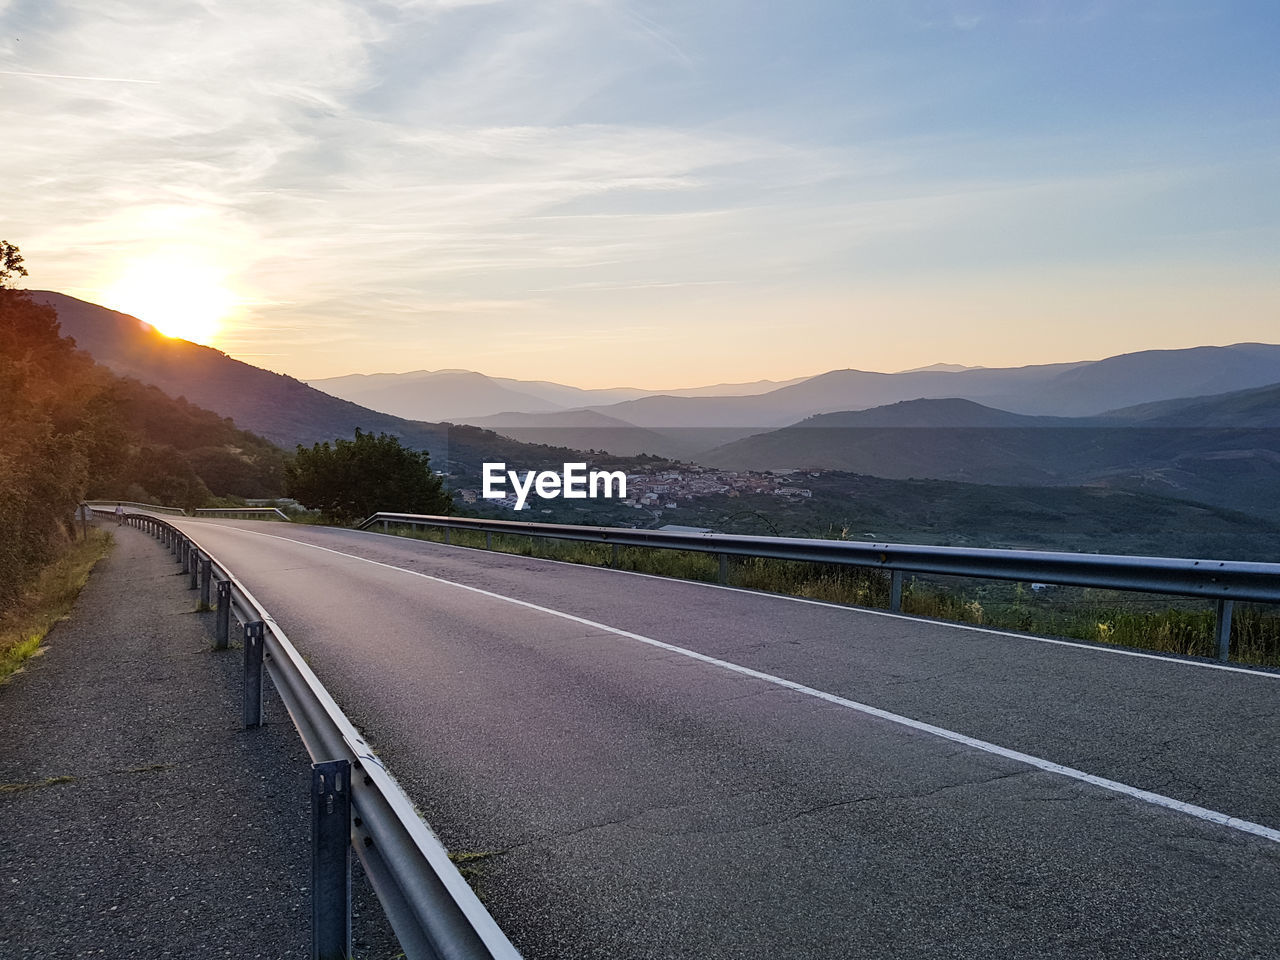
[285,429,450,524]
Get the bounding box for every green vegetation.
[382,523,1280,666]
[1,242,284,613]
[287,429,451,524]
[0,528,112,682]
[894,578,1278,664]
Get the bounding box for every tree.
[285,429,450,524]
[0,241,28,288]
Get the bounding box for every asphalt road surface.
[165,517,1280,959]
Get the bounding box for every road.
[167,517,1279,959]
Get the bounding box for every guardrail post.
[611,543,620,569]
[718,553,729,585]
[381,519,388,532]
[444,526,452,545]
[311,759,352,960]
[199,558,212,610]
[189,548,200,589]
[215,580,232,650]
[243,620,265,728]
[1215,598,1234,662]
[889,570,903,613]
[486,531,493,550]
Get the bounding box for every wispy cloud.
[1,0,1275,383]
[0,69,159,82]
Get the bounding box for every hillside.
[672,473,1280,562]
[701,395,1280,519]
[32,292,580,476]
[1012,344,1280,416]
[1103,381,1280,428]
[1,287,285,608]
[788,398,1080,429]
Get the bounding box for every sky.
[1,0,1277,388]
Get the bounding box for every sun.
[103,253,237,345]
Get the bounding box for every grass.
[0,529,113,683]
[904,583,1280,666]
[448,849,498,889]
[380,523,1280,667]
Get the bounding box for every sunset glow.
[102,254,236,346]
[3,2,1277,384]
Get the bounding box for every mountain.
[573,346,1280,432]
[467,409,686,458]
[309,369,811,422]
[2,287,285,532]
[654,377,810,398]
[30,292,581,477]
[895,362,985,373]
[308,369,563,421]
[996,344,1280,416]
[701,395,1280,519]
[485,376,806,406]
[307,345,1280,447]
[702,399,1101,483]
[1102,381,1280,428]
[789,398,1080,429]
[486,378,650,408]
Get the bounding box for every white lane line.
[269,521,1280,681]
[180,522,1280,845]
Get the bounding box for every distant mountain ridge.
[308,368,808,422]
[33,289,1280,521]
[317,345,1280,451]
[701,392,1280,519]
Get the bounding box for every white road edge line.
[186,522,1280,846]
[313,521,1279,680]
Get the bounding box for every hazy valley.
[30,289,1280,557]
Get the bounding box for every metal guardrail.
[358,512,1280,663]
[84,499,186,516]
[93,507,521,960]
[195,507,292,521]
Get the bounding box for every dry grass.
[0,529,112,683]
[379,523,1280,666]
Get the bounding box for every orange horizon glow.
[101,251,237,346]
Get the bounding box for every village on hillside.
[455,465,819,514]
